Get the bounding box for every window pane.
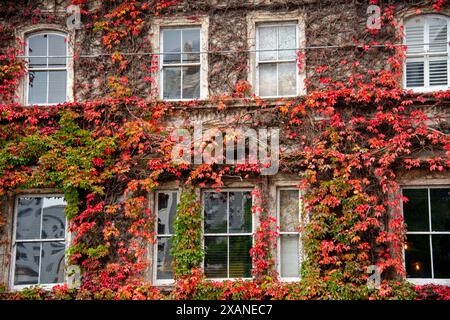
[16,197,42,240]
[41,197,66,239]
[403,189,429,232]
[429,18,447,53]
[258,26,277,61]
[405,23,425,54]
[280,234,299,278]
[182,66,200,99]
[432,235,450,279]
[406,61,425,88]
[405,234,432,278]
[205,236,227,278]
[182,29,200,63]
[157,192,178,235]
[14,242,40,285]
[40,241,65,284]
[163,67,181,99]
[28,71,47,104]
[280,190,299,232]
[229,235,252,278]
[229,191,252,233]
[48,34,66,67]
[259,63,277,96]
[429,60,448,86]
[278,62,296,96]
[204,192,227,233]
[28,34,47,67]
[156,237,174,280]
[162,29,181,64]
[48,71,67,104]
[430,188,450,231]
[278,25,296,60]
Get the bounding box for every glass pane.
[229,235,252,278]
[157,192,178,235]
[205,236,227,278]
[28,34,47,67]
[28,71,47,104]
[406,61,424,88]
[48,71,67,104]
[163,67,181,99]
[432,235,450,279]
[14,242,40,285]
[258,26,277,61]
[48,34,67,67]
[405,234,432,278]
[405,23,425,53]
[16,197,42,240]
[156,237,174,280]
[41,197,66,239]
[259,63,277,97]
[182,29,200,63]
[429,18,447,52]
[279,190,300,232]
[204,192,227,233]
[278,62,297,96]
[162,29,181,64]
[429,60,448,86]
[229,191,252,233]
[430,188,450,231]
[280,234,299,278]
[40,241,65,284]
[182,66,200,99]
[278,25,296,60]
[403,189,429,232]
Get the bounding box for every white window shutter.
[405,20,425,53]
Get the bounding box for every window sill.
[407,278,450,286]
[10,283,65,292]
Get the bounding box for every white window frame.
[402,186,450,286]
[153,190,179,286]
[256,22,299,98]
[160,27,202,101]
[9,194,68,291]
[403,14,450,93]
[247,11,306,98]
[202,188,255,281]
[24,31,70,106]
[277,187,302,282]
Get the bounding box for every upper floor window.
[277,188,301,280]
[404,15,450,92]
[203,190,253,279]
[256,22,298,97]
[154,191,178,284]
[160,27,201,100]
[11,196,67,289]
[26,31,68,105]
[403,187,450,281]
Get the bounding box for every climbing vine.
[0,0,449,300]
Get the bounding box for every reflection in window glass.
[155,191,178,282]
[204,191,252,279]
[403,187,450,279]
[14,196,67,286]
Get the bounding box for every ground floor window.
[12,195,67,288]
[203,190,253,279]
[277,188,301,280]
[403,187,450,279]
[154,191,178,283]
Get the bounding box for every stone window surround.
[246,10,307,98]
[150,16,209,101]
[15,24,75,106]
